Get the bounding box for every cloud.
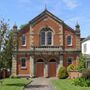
[62,0,78,9]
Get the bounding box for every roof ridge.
[29,9,63,24]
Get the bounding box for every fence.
[0,69,10,79]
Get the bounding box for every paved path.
[25,78,54,90]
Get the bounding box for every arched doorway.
[48,59,56,77]
[36,59,44,77]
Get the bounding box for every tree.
[77,54,86,72]
[19,23,28,29]
[0,19,9,70]
[0,19,13,73]
[0,19,9,52]
[2,31,13,72]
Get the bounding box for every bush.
[67,64,76,71]
[58,66,69,79]
[10,75,18,78]
[82,68,90,79]
[73,77,90,87]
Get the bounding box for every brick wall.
[16,12,80,76]
[17,54,30,75]
[68,71,82,79]
[32,15,63,46]
[63,54,77,67]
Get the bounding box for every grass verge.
[0,78,31,90]
[51,79,90,90]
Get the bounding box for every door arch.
[48,59,56,77]
[36,59,44,77]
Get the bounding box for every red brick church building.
[12,9,81,77]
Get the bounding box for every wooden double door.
[36,59,56,77]
[36,59,44,77]
[48,60,56,77]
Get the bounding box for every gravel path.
[25,78,54,90]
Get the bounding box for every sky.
[0,0,90,37]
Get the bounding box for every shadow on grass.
[26,85,49,89]
[6,83,25,87]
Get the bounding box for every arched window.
[37,59,44,62]
[40,28,53,46]
[49,59,56,62]
[21,34,26,45]
[67,36,72,46]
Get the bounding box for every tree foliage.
[77,54,86,72]
[0,19,9,51]
[82,68,90,79]
[0,19,13,72]
[3,32,13,70]
[19,23,28,29]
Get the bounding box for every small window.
[67,57,72,66]
[67,36,72,46]
[21,58,26,68]
[21,34,26,45]
[84,44,87,53]
[87,61,90,68]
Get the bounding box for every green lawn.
[51,79,90,90]
[0,78,31,90]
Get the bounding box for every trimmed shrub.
[67,64,76,71]
[82,68,90,79]
[73,77,90,87]
[10,75,18,78]
[58,66,69,79]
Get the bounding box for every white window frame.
[20,57,26,69]
[40,31,45,46]
[87,61,90,68]
[47,31,53,46]
[67,35,72,46]
[40,28,53,46]
[21,34,26,46]
[84,43,87,53]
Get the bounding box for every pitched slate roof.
[29,9,63,24]
[84,54,90,58]
[19,9,77,33]
[82,36,90,42]
[29,9,77,32]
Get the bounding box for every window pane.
[21,35,25,45]
[21,58,26,67]
[40,31,45,45]
[84,44,87,53]
[47,32,52,45]
[67,36,72,45]
[87,61,90,68]
[67,58,72,66]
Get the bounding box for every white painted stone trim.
[30,56,34,77]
